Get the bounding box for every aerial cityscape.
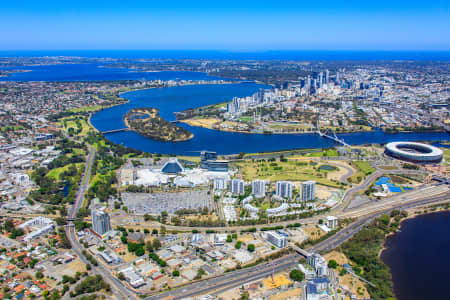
[0,1,449,300]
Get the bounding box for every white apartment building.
[92,208,111,236]
[251,180,265,198]
[213,177,227,190]
[301,181,316,201]
[230,179,245,195]
[276,181,293,199]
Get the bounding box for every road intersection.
[64,145,449,299]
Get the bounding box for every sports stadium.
[385,142,443,163]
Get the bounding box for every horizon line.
[1,49,450,52]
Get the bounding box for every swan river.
[90,82,450,155]
[2,61,449,299]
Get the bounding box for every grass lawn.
[92,139,107,151]
[244,148,323,158]
[47,163,84,181]
[86,169,118,207]
[61,117,91,136]
[257,200,283,210]
[177,155,200,162]
[268,123,311,131]
[353,161,375,175]
[239,116,253,122]
[67,105,104,113]
[443,148,450,161]
[212,101,229,109]
[307,149,339,157]
[72,148,86,156]
[259,202,271,210]
[348,161,375,184]
[235,160,341,188]
[89,173,102,186]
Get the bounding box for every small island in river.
[124,108,193,142]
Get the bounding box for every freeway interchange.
[148,189,449,300]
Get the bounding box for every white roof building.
[134,169,169,186]
[19,217,55,242]
[119,266,145,288]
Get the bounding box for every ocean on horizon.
[1,50,450,61]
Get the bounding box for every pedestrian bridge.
[290,244,311,257]
[101,128,130,134]
[317,129,349,147]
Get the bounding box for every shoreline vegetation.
[179,116,446,136]
[180,118,376,135]
[124,108,193,142]
[58,83,448,151]
[69,82,446,137]
[336,204,450,300]
[380,203,450,254]
[338,212,406,300]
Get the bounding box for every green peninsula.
[124,108,193,142]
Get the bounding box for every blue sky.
[1,0,449,50]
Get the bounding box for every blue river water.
[90,83,450,155]
[1,62,449,154]
[3,56,449,297]
[1,50,450,61]
[381,211,450,300]
[0,63,223,82]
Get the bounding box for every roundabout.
[385,142,443,163]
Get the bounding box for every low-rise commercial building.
[265,231,287,248]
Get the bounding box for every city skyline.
[0,2,448,299]
[1,0,449,50]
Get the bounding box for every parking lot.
[122,190,213,215]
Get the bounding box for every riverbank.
[380,202,450,252]
[380,206,450,300]
[124,108,194,142]
[338,213,404,299]
[89,83,450,155]
[78,81,236,133]
[331,201,449,300]
[180,117,447,136]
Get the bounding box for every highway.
[146,255,300,300]
[146,190,450,300]
[68,145,96,219]
[64,145,138,299]
[338,167,428,212]
[311,192,449,253]
[62,145,449,300]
